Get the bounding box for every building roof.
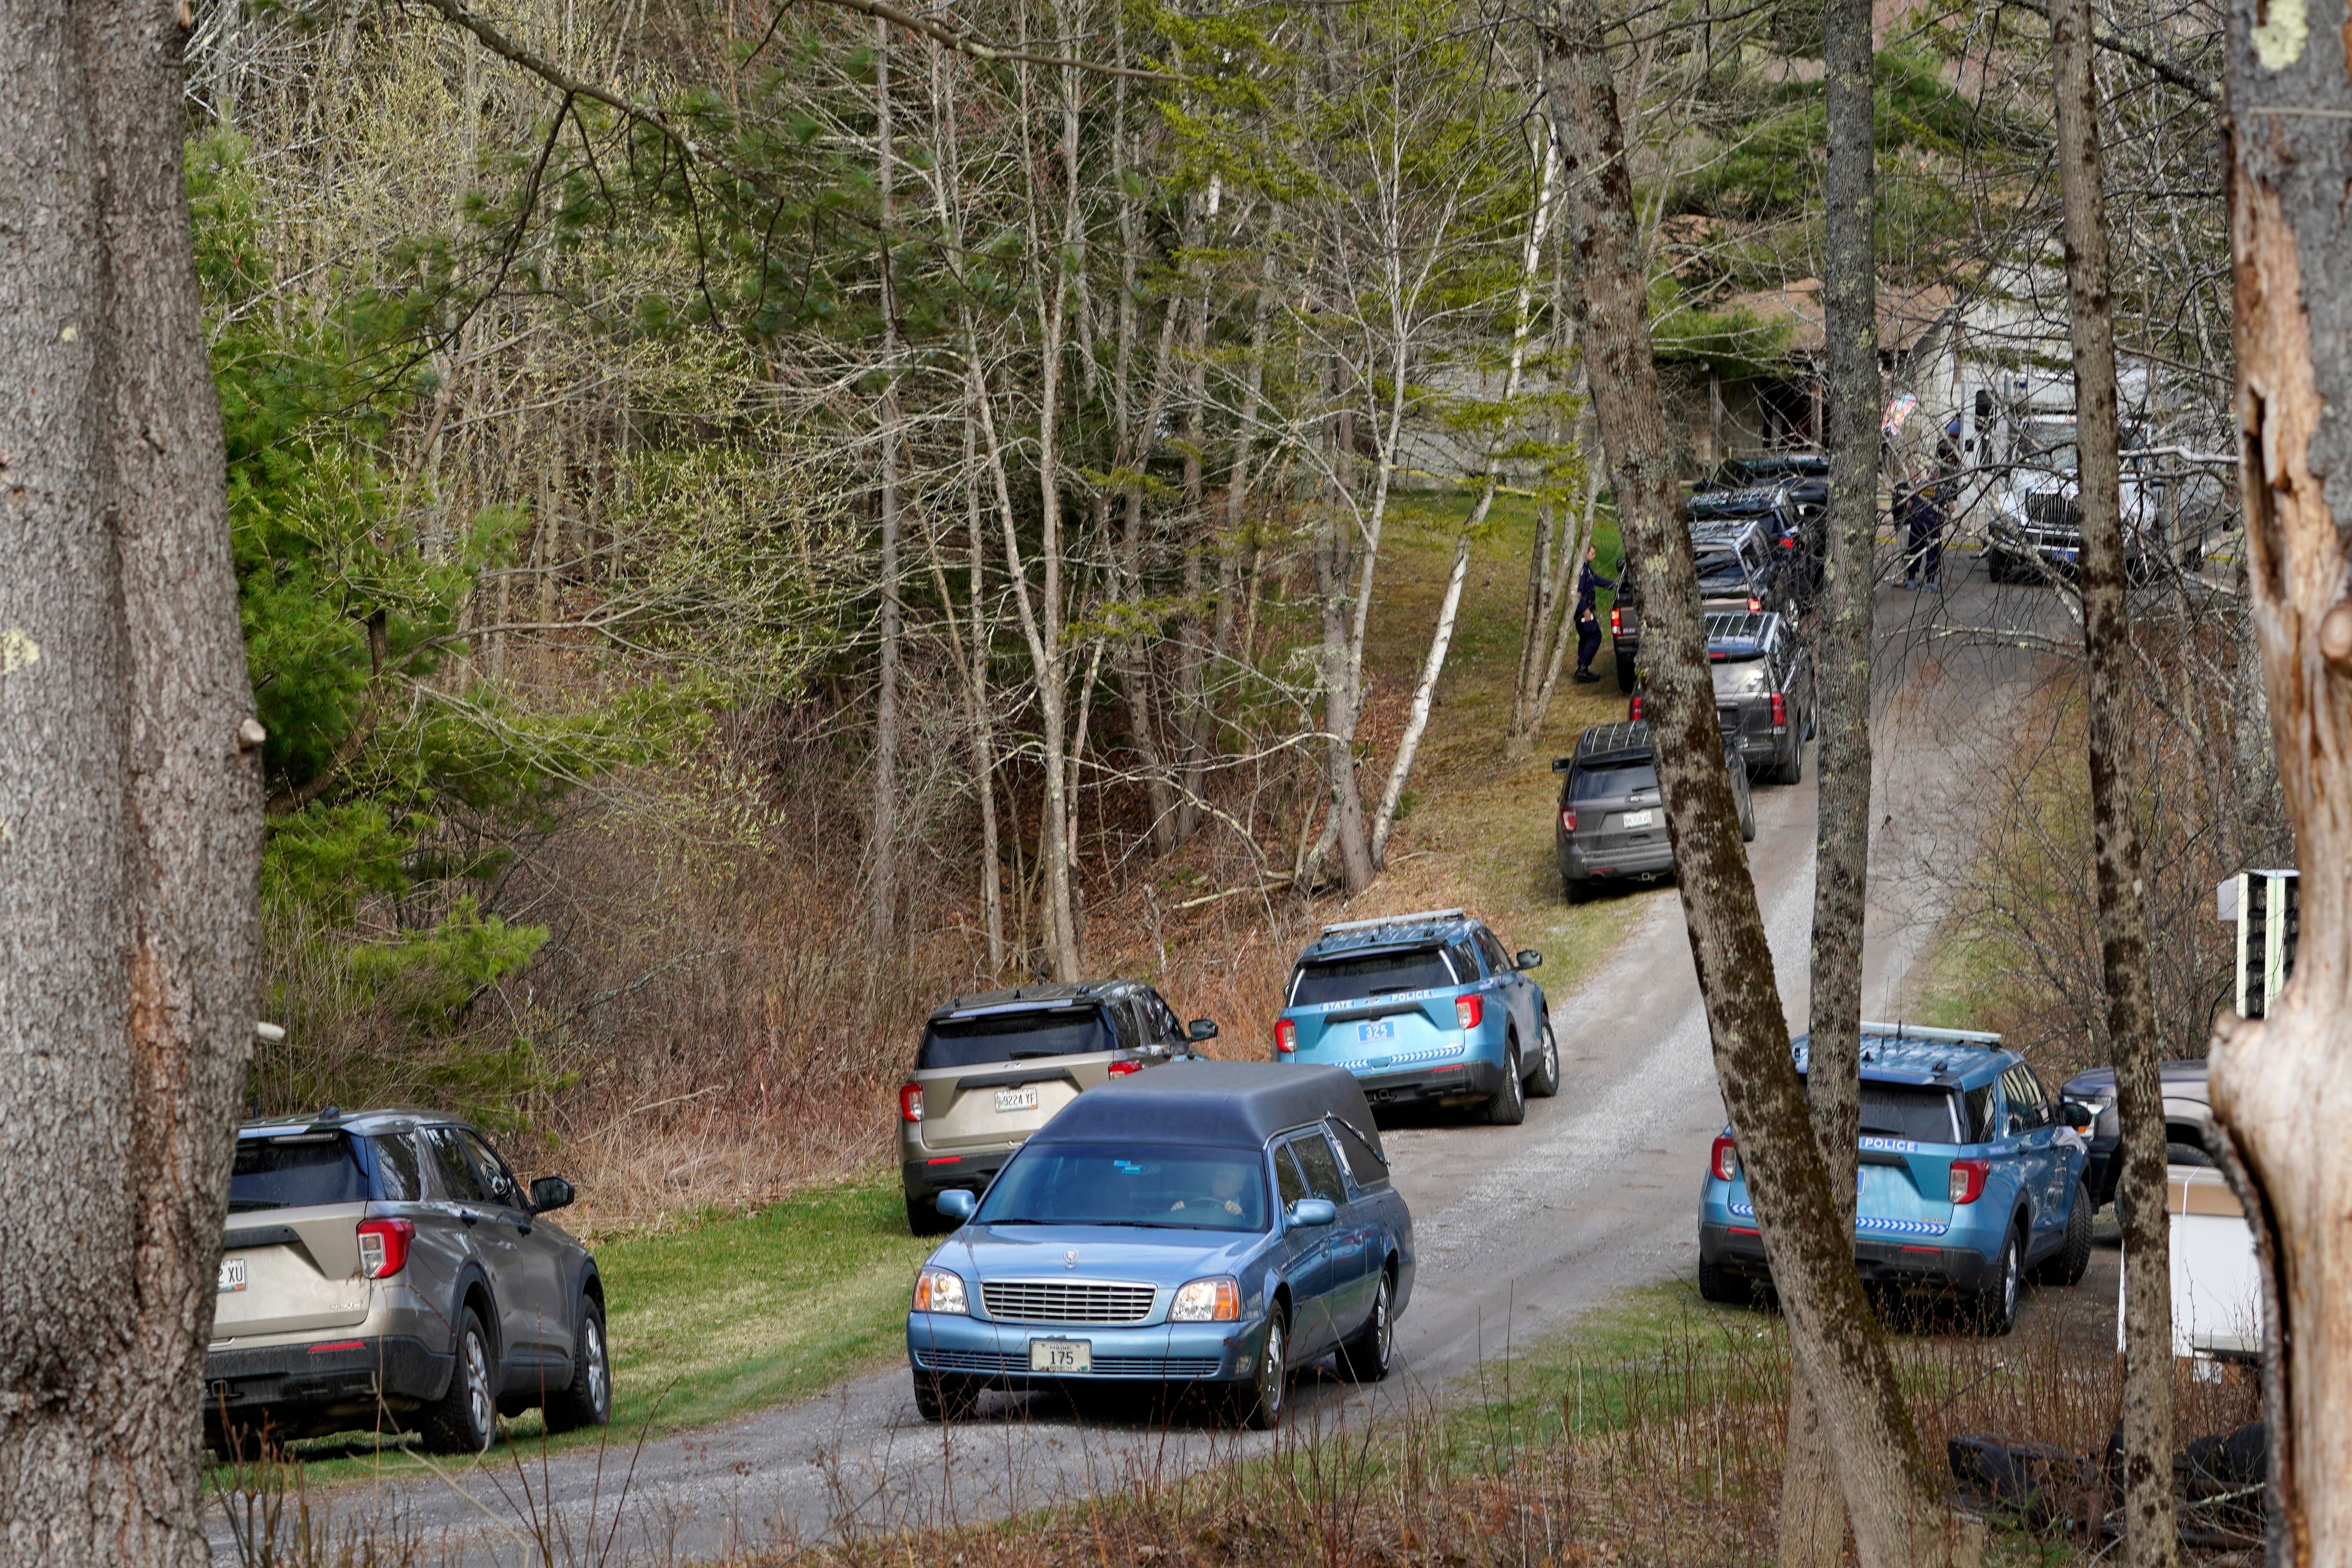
[1031,1060,1385,1159]
[1719,279,1957,360]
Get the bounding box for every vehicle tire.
[1737,781,1757,843]
[906,1193,955,1236]
[1336,1271,1395,1384]
[1238,1307,1291,1430]
[1985,549,2013,585]
[1974,1226,2024,1337]
[1482,1045,1527,1126]
[1771,727,1804,786]
[1803,693,1818,742]
[2167,1140,2216,1168]
[1615,659,1636,694]
[913,1371,979,1424]
[543,1297,611,1433]
[1525,1018,1561,1099]
[420,1307,498,1455]
[1563,875,1591,905]
[1697,1257,1749,1306]
[2037,1180,2094,1288]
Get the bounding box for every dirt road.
[212,552,2083,1565]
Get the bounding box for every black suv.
[1610,517,1804,693]
[1688,469,1827,602]
[1552,721,1754,901]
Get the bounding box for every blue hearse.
[1272,909,1557,1125]
[906,1061,1413,1428]
[1697,1023,2095,1334]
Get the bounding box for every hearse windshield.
[978,1143,1271,1232]
[1289,946,1461,1007]
[917,1006,1116,1070]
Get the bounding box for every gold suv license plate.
[217,1257,247,1294]
[994,1087,1039,1113]
[1029,1338,1091,1373]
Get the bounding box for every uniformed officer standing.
[1571,545,1617,683]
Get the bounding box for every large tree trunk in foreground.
[1780,0,1880,1550]
[2210,0,2352,1558]
[1538,3,1969,1563]
[0,4,264,1562]
[2050,3,2178,1561]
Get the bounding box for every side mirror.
[1514,950,1543,971]
[528,1176,575,1215]
[2058,1100,2095,1129]
[1186,1018,1219,1043]
[2004,1112,2026,1139]
[1287,1198,1337,1228]
[935,1189,978,1222]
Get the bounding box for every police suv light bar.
[1858,1020,2003,1045]
[1320,908,1466,935]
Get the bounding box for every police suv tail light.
[1107,1059,1142,1078]
[1170,1276,1240,1322]
[1610,607,1622,636]
[899,1083,924,1122]
[1770,693,1787,729]
[1747,596,1764,614]
[913,1266,969,1315]
[1275,1019,1298,1055]
[1710,1134,1740,1182]
[1628,694,1644,721]
[1948,1158,1990,1205]
[1455,995,1483,1030]
[1560,805,1577,833]
[356,1217,414,1279]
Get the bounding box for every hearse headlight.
[1169,1276,1241,1322]
[913,1266,969,1315]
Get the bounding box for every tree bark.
[1781,0,1878,1549]
[2209,0,2352,1558]
[2051,4,2178,1562]
[868,16,904,952]
[1538,4,1969,1563]
[0,2,263,1561]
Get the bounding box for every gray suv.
[1553,721,1753,901]
[1698,610,1814,784]
[206,1110,608,1456]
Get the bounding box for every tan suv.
[898,980,1218,1232]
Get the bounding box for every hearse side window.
[1274,1144,1309,1208]
[917,1007,1116,1070]
[1571,760,1659,800]
[1288,947,1459,1007]
[229,1134,368,1213]
[1289,1133,1347,1205]
[1855,1084,1962,1144]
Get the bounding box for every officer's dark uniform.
[1573,559,1617,681]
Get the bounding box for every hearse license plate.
[994,1087,1039,1113]
[1355,1019,1396,1044]
[1622,809,1654,829]
[217,1257,247,1294]
[1030,1338,1091,1373]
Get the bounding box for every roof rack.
[1858,1020,2003,1045]
[1320,907,1466,935]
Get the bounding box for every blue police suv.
[1697,1024,2095,1334]
[1272,909,1557,1125]
[905,1062,1412,1428]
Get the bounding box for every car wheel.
[1974,1226,2023,1337]
[1525,1018,1561,1099]
[2037,1180,2094,1288]
[1337,1271,1395,1384]
[1482,1045,1527,1126]
[1564,875,1591,905]
[1697,1257,1750,1306]
[2167,1141,2216,1168]
[906,1193,955,1236]
[1239,1307,1290,1430]
[1737,780,1757,843]
[1615,659,1636,694]
[1985,549,2012,584]
[543,1297,611,1433]
[1773,727,1804,786]
[913,1371,979,1424]
[420,1307,498,1454]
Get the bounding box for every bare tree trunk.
[0,2,263,1560]
[2206,2,2352,1561]
[1539,4,1970,1563]
[2051,7,2178,1561]
[868,16,903,951]
[1781,0,1878,1546]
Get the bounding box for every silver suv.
[206,1109,608,1456]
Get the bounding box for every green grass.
[241,1179,931,1485]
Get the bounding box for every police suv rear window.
[229,1134,369,1213]
[1570,760,1658,801]
[1289,947,1459,1007]
[1695,550,1750,593]
[918,1007,1116,1070]
[1856,1084,1963,1144]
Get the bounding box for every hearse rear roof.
[1031,1060,1385,1162]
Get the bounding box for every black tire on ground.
[1985,549,2014,584]
[906,1193,955,1235]
[420,1307,498,1454]
[1697,1258,1749,1306]
[208,1421,270,1466]
[1525,1018,1561,1099]
[2037,1180,2094,1288]
[1483,1046,1527,1126]
[1336,1271,1396,1384]
[1615,658,1636,694]
[1771,727,1804,786]
[1238,1307,1291,1430]
[1737,781,1757,843]
[543,1297,612,1433]
[2167,1140,2216,1168]
[913,1371,980,1424]
[1564,875,1591,904]
[1974,1226,2024,1337]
